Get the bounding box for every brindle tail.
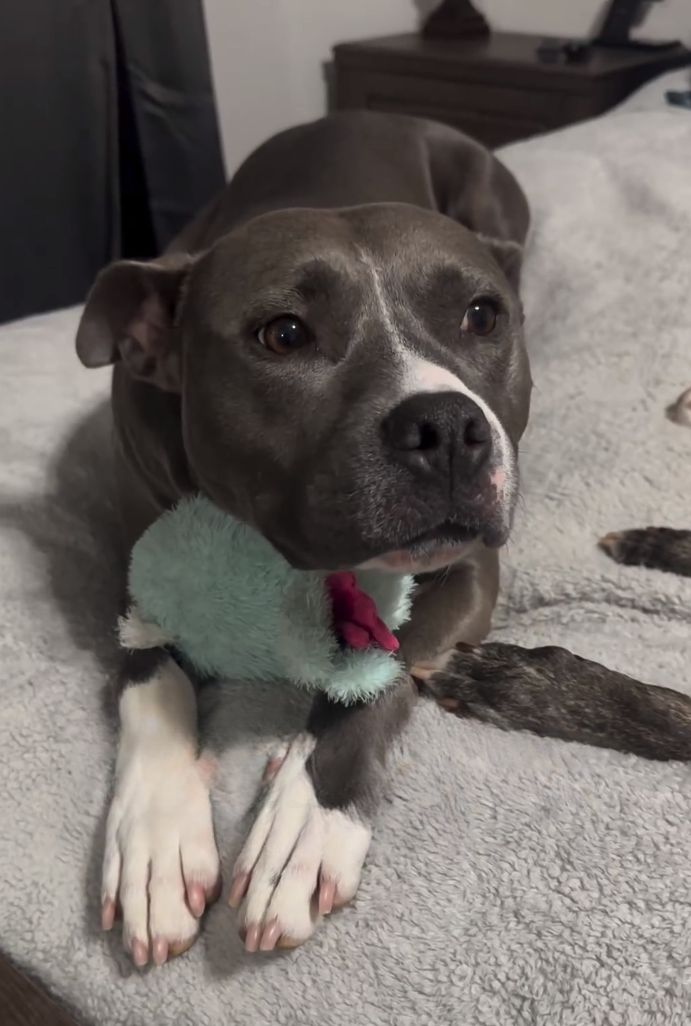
[599,527,691,578]
[420,642,691,762]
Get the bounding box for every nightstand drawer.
[373,99,547,147]
[333,32,691,149]
[336,69,561,146]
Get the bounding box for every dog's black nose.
[382,392,491,480]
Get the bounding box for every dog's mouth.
[359,520,484,574]
[251,465,515,573]
[406,521,478,548]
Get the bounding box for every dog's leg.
[229,676,416,952]
[399,547,500,677]
[228,555,496,952]
[600,527,691,577]
[101,648,220,966]
[392,550,691,761]
[423,642,691,761]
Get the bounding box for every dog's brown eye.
[258,316,309,355]
[461,301,497,337]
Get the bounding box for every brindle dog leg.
[600,528,691,578]
[422,642,691,762]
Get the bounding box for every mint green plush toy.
[119,495,414,705]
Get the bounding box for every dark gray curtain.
[0,0,225,324]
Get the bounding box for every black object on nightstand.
[332,31,690,148]
[593,0,679,50]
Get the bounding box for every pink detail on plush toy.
[326,572,399,653]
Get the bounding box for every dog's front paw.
[101,749,221,967]
[228,734,371,952]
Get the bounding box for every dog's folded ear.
[476,234,524,293]
[75,253,194,391]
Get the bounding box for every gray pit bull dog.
[76,112,691,966]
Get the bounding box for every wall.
[203,0,691,174]
[203,0,417,173]
[480,0,690,41]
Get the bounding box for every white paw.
[228,734,371,952]
[101,748,220,967]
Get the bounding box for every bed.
[2,69,691,1026]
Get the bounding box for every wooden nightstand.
[332,32,690,148]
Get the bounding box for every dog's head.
[77,204,531,571]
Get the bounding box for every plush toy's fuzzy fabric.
[119,494,413,704]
